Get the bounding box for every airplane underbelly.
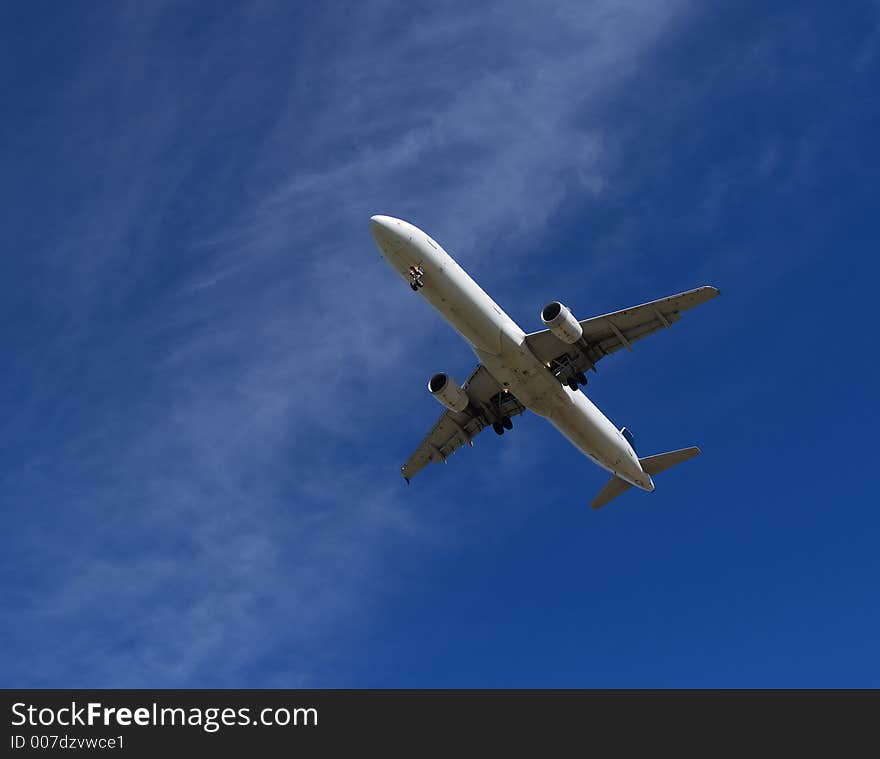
[475,337,559,413]
[421,264,504,355]
[482,338,633,475]
[553,394,644,481]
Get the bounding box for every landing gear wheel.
[492,421,504,435]
[408,264,425,290]
[567,378,579,392]
[575,372,588,386]
[502,416,513,430]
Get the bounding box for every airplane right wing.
[525,286,720,382]
[400,364,525,482]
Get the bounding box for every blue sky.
[2,0,879,687]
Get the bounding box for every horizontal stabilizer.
[591,475,633,510]
[591,447,702,510]
[638,447,701,476]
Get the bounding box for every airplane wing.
[401,364,526,481]
[524,286,720,382]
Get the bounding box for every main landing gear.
[566,372,589,392]
[408,264,425,291]
[492,417,513,435]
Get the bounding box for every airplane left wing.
[400,364,525,481]
[525,286,720,384]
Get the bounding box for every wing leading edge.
[400,364,525,481]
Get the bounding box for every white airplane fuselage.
[370,215,654,492]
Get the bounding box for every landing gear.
[565,372,588,391]
[492,416,512,435]
[408,264,424,291]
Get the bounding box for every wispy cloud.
[3,0,697,686]
[240,0,692,255]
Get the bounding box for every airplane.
[369,215,719,509]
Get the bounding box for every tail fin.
[590,447,701,510]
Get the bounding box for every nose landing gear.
[408,264,425,291]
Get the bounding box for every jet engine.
[541,301,583,344]
[428,372,469,413]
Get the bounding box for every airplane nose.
[370,215,395,234]
[370,215,397,245]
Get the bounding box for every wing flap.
[581,285,719,354]
[400,407,482,480]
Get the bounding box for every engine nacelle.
[428,372,469,413]
[541,301,583,344]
